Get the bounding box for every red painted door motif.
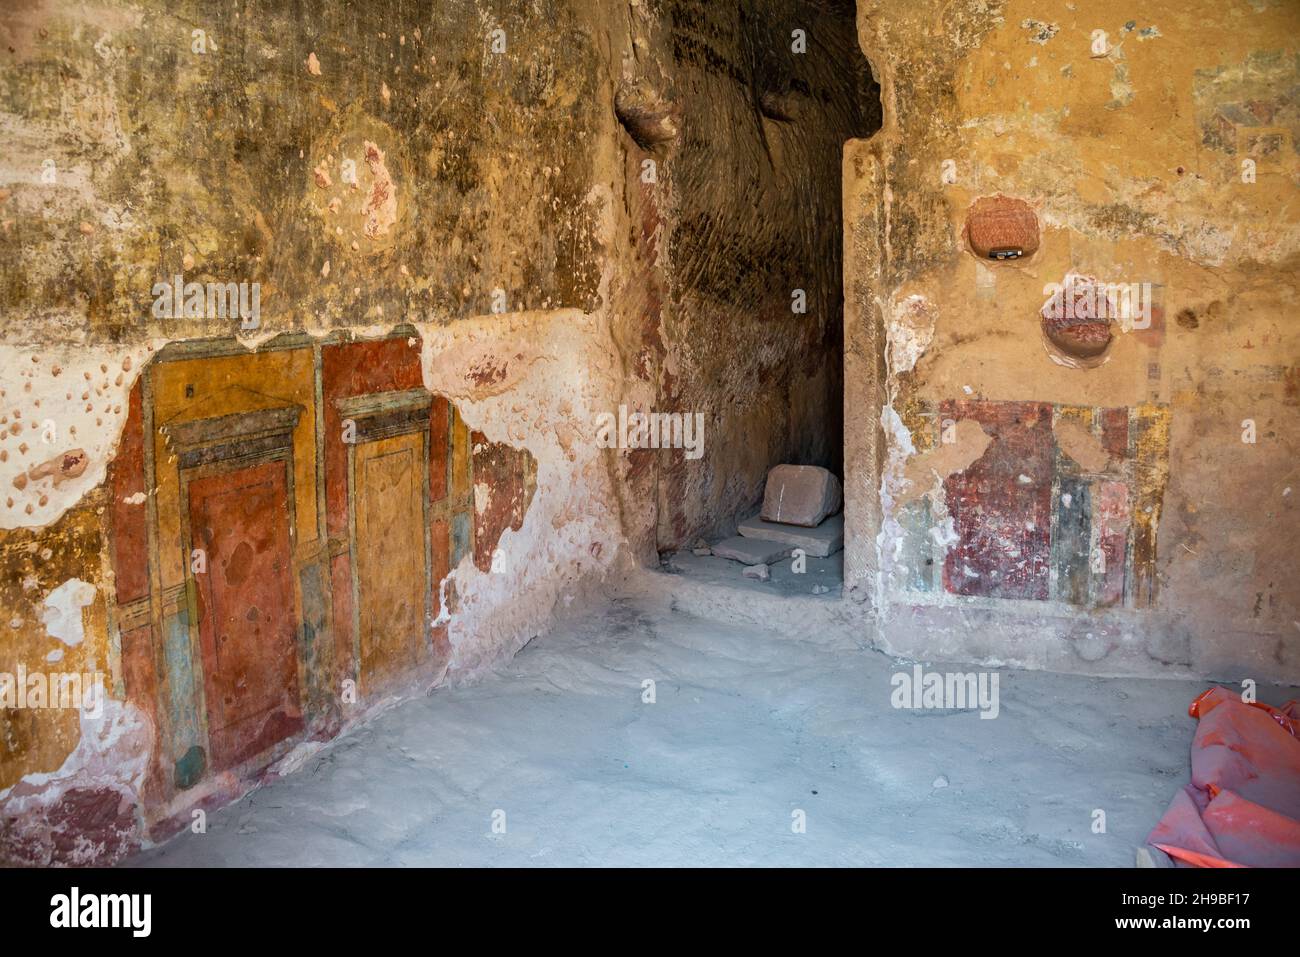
[188,460,302,770]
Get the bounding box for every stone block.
[760,464,842,527]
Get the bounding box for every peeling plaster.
[0,0,700,865]
[895,419,993,508]
[1053,418,1111,472]
[0,697,151,865]
[40,577,95,646]
[887,294,936,375]
[847,0,1300,683]
[414,310,624,680]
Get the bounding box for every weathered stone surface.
[741,563,770,581]
[760,465,843,527]
[738,513,844,558]
[710,536,794,565]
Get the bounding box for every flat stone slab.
[710,535,794,565]
[737,512,844,558]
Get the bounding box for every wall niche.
[1040,274,1118,367]
[964,195,1040,261]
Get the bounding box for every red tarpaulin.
[1147,687,1300,868]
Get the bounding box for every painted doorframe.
[336,388,435,694]
[163,404,309,774]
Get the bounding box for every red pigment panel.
[942,400,1054,600]
[429,394,450,502]
[47,787,139,864]
[470,431,533,573]
[1094,480,1130,607]
[118,625,156,707]
[189,460,303,770]
[1098,406,1130,459]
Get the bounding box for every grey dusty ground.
[127,565,1294,868]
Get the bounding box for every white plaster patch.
[270,739,330,777]
[41,578,96,646]
[876,404,921,607]
[881,405,917,460]
[886,294,936,375]
[928,519,959,549]
[0,342,160,530]
[412,309,623,682]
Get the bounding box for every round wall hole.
[1040,274,1116,367]
[964,195,1040,261]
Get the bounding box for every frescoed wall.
[0,0,646,865]
[3,330,537,862]
[844,0,1300,681]
[889,399,1170,608]
[0,0,876,864]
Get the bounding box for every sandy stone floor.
[130,587,1288,868]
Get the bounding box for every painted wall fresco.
[845,0,1300,681]
[1,330,536,863]
[0,0,632,866]
[892,399,1170,608]
[0,0,605,353]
